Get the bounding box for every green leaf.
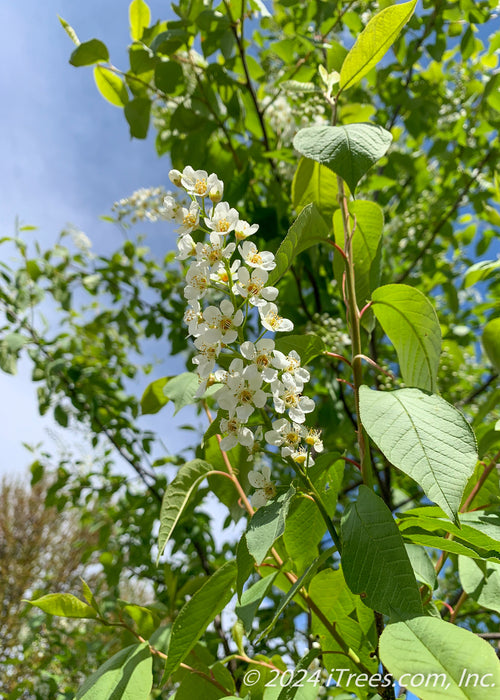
[309,567,376,660]
[235,571,278,633]
[24,593,97,619]
[398,510,500,561]
[154,61,184,95]
[59,16,80,46]
[122,604,158,638]
[291,157,339,218]
[340,0,418,91]
[341,485,422,620]
[276,650,321,700]
[3,332,28,353]
[284,497,326,572]
[268,203,330,285]
[464,259,500,287]
[371,284,441,392]
[80,578,100,613]
[246,487,295,565]
[69,39,109,67]
[459,556,500,613]
[257,546,336,642]
[293,123,392,193]
[129,0,151,41]
[333,200,384,315]
[54,404,69,427]
[157,459,215,562]
[163,561,236,678]
[94,66,129,107]
[163,372,200,414]
[405,544,437,590]
[274,334,326,366]
[75,643,153,699]
[359,387,478,523]
[379,617,500,699]
[483,318,500,371]
[140,377,168,415]
[236,535,255,601]
[124,98,151,139]
[141,373,201,416]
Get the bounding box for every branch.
[397,149,494,282]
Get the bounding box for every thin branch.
[397,149,494,282]
[456,373,498,408]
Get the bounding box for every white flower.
[304,428,323,453]
[176,201,200,236]
[265,418,305,457]
[210,259,241,286]
[195,233,235,270]
[291,446,314,468]
[248,466,276,508]
[209,177,224,203]
[259,302,294,332]
[192,329,222,378]
[240,339,277,382]
[202,300,243,344]
[205,201,240,235]
[183,301,206,337]
[272,350,310,389]
[180,167,219,197]
[234,268,278,306]
[177,233,196,260]
[70,229,92,253]
[235,219,259,240]
[163,195,183,222]
[246,425,264,461]
[217,364,268,422]
[169,169,182,186]
[184,262,210,300]
[238,241,276,271]
[272,375,315,423]
[220,416,254,451]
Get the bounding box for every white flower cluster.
[168,165,323,505]
[112,187,173,224]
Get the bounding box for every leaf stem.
[294,464,342,553]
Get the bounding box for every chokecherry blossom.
[219,416,254,451]
[184,262,211,300]
[272,349,310,389]
[164,165,322,458]
[265,418,305,457]
[176,201,200,237]
[248,466,276,508]
[177,233,196,260]
[238,241,276,271]
[235,219,259,240]
[202,300,243,344]
[234,268,278,306]
[208,177,224,203]
[192,329,222,378]
[259,302,293,332]
[195,233,235,270]
[217,364,268,422]
[205,201,240,235]
[272,375,315,424]
[183,301,205,337]
[240,339,278,382]
[304,428,323,453]
[180,166,219,197]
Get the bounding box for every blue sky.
[0,0,198,478]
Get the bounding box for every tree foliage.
[1,0,500,698]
